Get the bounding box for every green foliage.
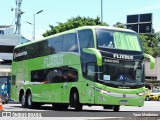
[43,16,109,37]
[139,33,160,57]
[113,22,126,28]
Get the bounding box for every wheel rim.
[74,93,77,101]
[146,96,149,101]
[28,94,31,106]
[22,94,25,106]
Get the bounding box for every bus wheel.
[21,93,26,108]
[27,92,34,109]
[146,96,150,101]
[70,91,82,111]
[113,105,120,112]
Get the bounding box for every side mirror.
[83,48,102,66]
[144,53,155,70]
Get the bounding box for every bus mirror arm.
[144,53,155,70]
[83,48,102,66]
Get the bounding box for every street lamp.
[26,21,33,25]
[26,21,33,39]
[101,0,103,23]
[33,10,43,40]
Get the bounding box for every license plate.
[120,100,128,105]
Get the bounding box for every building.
[0,25,30,95]
[0,25,30,75]
[0,25,18,76]
[145,57,160,89]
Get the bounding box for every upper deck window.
[78,29,94,52]
[96,29,142,51]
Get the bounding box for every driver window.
[97,30,114,48]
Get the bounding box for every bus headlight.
[138,92,144,96]
[101,90,110,95]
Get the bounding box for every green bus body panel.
[83,48,102,66]
[11,51,145,106]
[144,53,155,70]
[11,26,148,107]
[11,53,81,102]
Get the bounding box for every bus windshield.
[96,29,142,51]
[99,60,144,87]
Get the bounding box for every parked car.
[149,89,160,101]
[144,88,151,101]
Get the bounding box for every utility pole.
[15,0,23,44]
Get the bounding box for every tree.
[113,22,126,28]
[139,33,160,57]
[43,16,109,37]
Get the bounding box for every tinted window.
[67,67,78,82]
[78,29,96,81]
[78,29,94,52]
[48,36,63,54]
[86,63,95,81]
[34,40,51,58]
[96,29,142,51]
[13,33,78,62]
[63,33,78,52]
[31,67,78,83]
[96,30,114,48]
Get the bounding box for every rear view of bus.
[82,26,155,111]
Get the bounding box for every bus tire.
[70,91,82,111]
[26,91,34,109]
[20,92,26,108]
[145,96,150,101]
[113,105,120,112]
[103,105,113,109]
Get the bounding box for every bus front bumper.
[95,90,144,107]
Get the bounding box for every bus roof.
[76,26,136,33]
[15,26,136,49]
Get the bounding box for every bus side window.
[66,68,78,82]
[86,63,95,81]
[63,33,78,52]
[78,29,94,52]
[78,29,96,78]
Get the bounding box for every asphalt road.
[1,101,160,120]
[2,101,160,111]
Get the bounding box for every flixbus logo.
[113,54,133,60]
[44,54,63,67]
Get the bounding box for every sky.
[1,0,160,40]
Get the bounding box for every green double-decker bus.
[11,26,155,111]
